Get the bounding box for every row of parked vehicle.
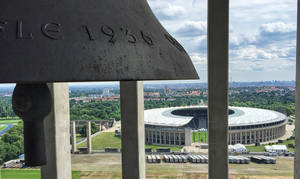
[146,155,208,164]
[228,156,250,164]
[146,154,276,164]
[188,155,208,163]
[147,155,161,163]
[250,156,276,164]
[164,155,188,163]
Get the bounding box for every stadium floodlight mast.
[0,0,199,167]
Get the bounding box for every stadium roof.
[144,106,286,127]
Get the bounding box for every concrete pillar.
[158,131,160,144]
[168,131,171,145]
[179,133,181,145]
[71,121,76,153]
[185,128,192,146]
[249,131,252,144]
[41,83,71,179]
[155,131,157,143]
[207,0,229,177]
[120,81,145,179]
[240,132,243,144]
[265,130,267,141]
[248,132,250,144]
[160,131,162,144]
[87,121,92,154]
[147,130,150,144]
[173,132,176,145]
[99,124,102,131]
[152,131,155,143]
[164,131,166,145]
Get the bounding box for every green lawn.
[0,169,40,179]
[78,132,181,151]
[145,144,181,151]
[0,119,21,124]
[0,125,7,132]
[78,132,121,150]
[76,134,84,142]
[246,139,295,152]
[0,169,81,179]
[192,131,208,143]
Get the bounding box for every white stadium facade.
[144,106,287,146]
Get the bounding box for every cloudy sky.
[148,0,297,82]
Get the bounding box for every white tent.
[271,145,287,153]
[228,145,234,153]
[264,145,287,153]
[264,145,272,152]
[232,144,247,153]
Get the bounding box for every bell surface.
[0,0,199,83]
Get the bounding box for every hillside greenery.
[0,123,24,164]
[229,89,295,116]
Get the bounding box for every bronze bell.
[3,0,199,166]
[0,0,198,82]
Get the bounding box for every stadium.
[144,106,287,146]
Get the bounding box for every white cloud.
[190,53,207,65]
[161,4,186,17]
[260,22,296,33]
[146,0,297,81]
[175,21,206,37]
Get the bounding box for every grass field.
[246,138,295,152]
[71,154,294,178]
[246,139,295,152]
[0,125,7,132]
[0,169,41,179]
[0,170,82,179]
[0,119,21,124]
[145,144,181,151]
[192,131,208,143]
[0,156,294,179]
[78,132,121,150]
[76,134,84,142]
[78,132,181,151]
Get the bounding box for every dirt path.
[71,154,294,178]
[78,172,293,179]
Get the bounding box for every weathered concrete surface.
[87,121,92,154]
[41,83,71,179]
[207,0,229,178]
[185,128,192,146]
[295,1,300,178]
[120,81,145,179]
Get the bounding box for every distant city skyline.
[0,80,296,89]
